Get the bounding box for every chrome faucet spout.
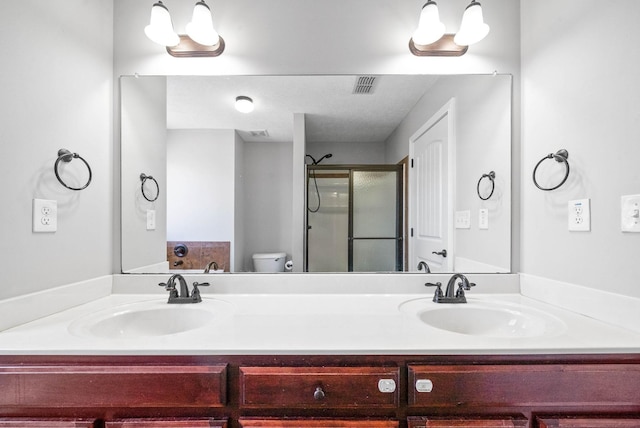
[168,273,189,298]
[204,261,219,273]
[417,261,431,273]
[445,273,469,298]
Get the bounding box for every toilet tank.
[252,252,287,272]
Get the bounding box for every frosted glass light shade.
[454,1,490,46]
[235,96,254,113]
[412,1,446,46]
[144,1,180,47]
[186,1,220,46]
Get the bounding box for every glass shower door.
[350,169,402,271]
[306,170,350,272]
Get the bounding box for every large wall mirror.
[121,74,511,274]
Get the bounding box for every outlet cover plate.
[479,208,489,230]
[33,199,57,233]
[621,194,640,232]
[568,198,590,232]
[455,210,471,229]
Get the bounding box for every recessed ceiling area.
[167,75,440,144]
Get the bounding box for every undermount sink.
[400,298,566,339]
[68,298,231,339]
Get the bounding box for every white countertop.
[1,289,639,355]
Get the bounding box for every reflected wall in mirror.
[121,74,511,274]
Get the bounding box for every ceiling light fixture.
[145,0,225,57]
[409,0,490,57]
[235,96,254,113]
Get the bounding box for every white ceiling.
[167,75,440,144]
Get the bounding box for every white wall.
[166,129,236,246]
[521,0,640,299]
[120,76,168,272]
[0,0,113,299]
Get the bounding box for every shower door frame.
[305,164,403,272]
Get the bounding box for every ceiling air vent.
[249,129,269,137]
[353,75,378,94]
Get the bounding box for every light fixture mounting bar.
[167,35,225,57]
[409,34,468,57]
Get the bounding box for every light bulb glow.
[412,1,446,46]
[186,1,220,46]
[235,96,254,113]
[144,1,180,47]
[454,1,490,46]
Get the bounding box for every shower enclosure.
[305,165,403,272]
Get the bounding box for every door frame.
[408,98,456,272]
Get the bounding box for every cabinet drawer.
[106,418,227,427]
[239,419,399,428]
[537,417,640,427]
[408,364,640,408]
[408,416,527,427]
[239,366,400,408]
[0,364,227,408]
[0,420,95,427]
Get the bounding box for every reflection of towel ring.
[533,149,570,191]
[54,149,92,191]
[477,171,496,200]
[140,173,159,202]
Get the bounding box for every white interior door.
[409,100,455,272]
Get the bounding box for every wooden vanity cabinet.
[1,355,640,427]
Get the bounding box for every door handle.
[432,249,447,258]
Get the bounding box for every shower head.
[305,153,333,165]
[316,153,333,164]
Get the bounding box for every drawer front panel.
[239,366,400,408]
[537,417,640,428]
[408,416,528,427]
[0,420,95,427]
[106,418,227,427]
[0,364,227,408]
[408,364,640,408]
[239,419,399,428]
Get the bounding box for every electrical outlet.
[146,209,156,230]
[621,194,640,232]
[455,210,471,229]
[478,208,489,230]
[568,198,590,232]
[33,199,57,233]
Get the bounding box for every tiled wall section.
[167,241,230,272]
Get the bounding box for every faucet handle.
[158,281,173,290]
[462,282,476,291]
[190,281,210,303]
[425,282,443,302]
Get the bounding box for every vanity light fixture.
[145,0,225,58]
[235,96,254,113]
[409,0,490,57]
[454,0,490,46]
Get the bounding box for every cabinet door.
[537,417,640,427]
[239,366,400,409]
[408,417,527,427]
[0,420,95,427]
[106,419,227,427]
[239,419,398,428]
